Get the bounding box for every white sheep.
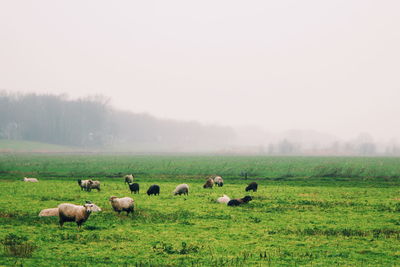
[213,176,224,187]
[109,196,134,215]
[58,202,101,228]
[77,179,91,191]
[217,194,231,204]
[39,203,101,217]
[88,180,101,191]
[39,208,59,216]
[23,177,38,182]
[173,184,189,195]
[124,174,134,184]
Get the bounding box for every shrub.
[151,241,200,255]
[1,233,37,257]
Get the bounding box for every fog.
[1,1,399,154]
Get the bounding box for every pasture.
[0,154,399,266]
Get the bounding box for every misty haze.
[0,91,398,155]
[2,2,400,266]
[1,1,399,154]
[1,1,400,154]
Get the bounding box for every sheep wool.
[39,208,59,217]
[58,203,99,228]
[124,174,134,184]
[109,196,134,215]
[203,178,214,189]
[214,176,224,187]
[173,184,189,195]
[88,180,101,191]
[23,177,38,182]
[216,194,230,204]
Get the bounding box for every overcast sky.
[1,1,399,141]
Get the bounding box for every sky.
[0,1,399,141]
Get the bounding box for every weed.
[152,241,201,255]
[1,233,37,258]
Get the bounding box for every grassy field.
[0,154,399,266]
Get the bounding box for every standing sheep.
[216,194,230,204]
[109,196,134,215]
[245,182,258,192]
[227,196,253,206]
[213,176,224,187]
[147,184,160,196]
[23,177,38,182]
[58,202,101,228]
[173,184,189,195]
[87,180,101,191]
[39,203,101,217]
[203,178,214,189]
[77,179,91,191]
[128,183,140,194]
[124,174,134,184]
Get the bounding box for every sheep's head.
[109,196,118,202]
[83,203,95,214]
[85,201,102,212]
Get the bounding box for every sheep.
[39,202,101,217]
[227,196,253,206]
[77,179,91,191]
[109,196,134,215]
[203,178,214,189]
[216,194,230,204]
[245,182,258,192]
[39,208,59,217]
[58,202,101,228]
[23,177,38,182]
[213,176,224,187]
[147,184,160,196]
[124,174,134,184]
[128,183,140,194]
[87,180,101,191]
[173,184,189,195]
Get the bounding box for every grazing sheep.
[227,196,253,206]
[147,184,160,196]
[203,178,214,189]
[124,174,134,184]
[77,179,92,191]
[213,176,224,187]
[245,182,258,192]
[173,184,189,195]
[109,196,134,215]
[58,202,100,228]
[87,180,101,191]
[216,194,230,204]
[23,177,38,182]
[128,183,140,194]
[39,208,59,217]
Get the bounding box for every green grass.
[0,154,399,266]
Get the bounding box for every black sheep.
[147,184,160,196]
[227,196,253,206]
[128,183,140,194]
[245,182,258,192]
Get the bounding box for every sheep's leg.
[59,220,64,228]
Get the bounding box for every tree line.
[0,92,234,150]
